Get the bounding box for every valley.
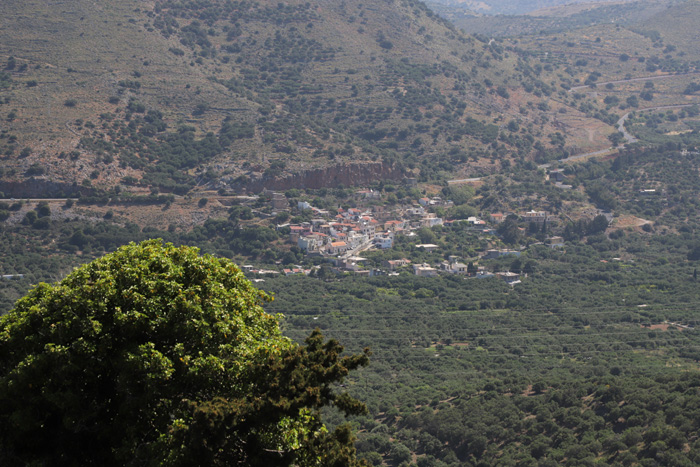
[2,0,700,465]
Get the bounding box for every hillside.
[0,0,612,199]
[427,0,632,15]
[452,0,700,156]
[429,0,678,37]
[637,0,700,61]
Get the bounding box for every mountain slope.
[429,0,678,37]
[0,0,609,196]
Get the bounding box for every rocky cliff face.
[238,161,405,193]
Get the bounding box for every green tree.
[443,185,475,206]
[498,214,522,245]
[0,240,369,466]
[417,227,438,244]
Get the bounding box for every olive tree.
[0,240,369,466]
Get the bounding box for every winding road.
[617,104,695,144]
[448,103,698,184]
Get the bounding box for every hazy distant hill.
[428,0,678,37]
[427,0,632,16]
[0,0,609,196]
[636,0,700,60]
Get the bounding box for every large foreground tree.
[0,240,369,466]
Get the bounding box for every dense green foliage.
[266,252,700,465]
[0,240,369,466]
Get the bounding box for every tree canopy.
[0,240,369,466]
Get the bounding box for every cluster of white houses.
[286,202,453,257]
[261,193,567,284]
[280,199,558,258]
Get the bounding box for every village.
[238,188,565,286]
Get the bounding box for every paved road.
[448,103,696,184]
[540,147,615,169]
[617,113,637,144]
[617,104,695,144]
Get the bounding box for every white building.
[374,233,394,249]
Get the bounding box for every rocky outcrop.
[238,161,405,193]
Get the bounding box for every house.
[358,220,376,238]
[289,225,307,235]
[523,210,547,223]
[327,241,348,255]
[421,215,444,227]
[418,197,431,206]
[639,189,658,196]
[442,261,468,275]
[255,269,281,276]
[318,224,333,235]
[548,169,568,183]
[406,206,425,217]
[356,189,381,199]
[384,220,405,231]
[345,231,369,250]
[347,208,363,218]
[311,207,329,216]
[338,258,366,272]
[489,213,505,224]
[497,271,521,285]
[374,233,394,249]
[382,258,411,270]
[298,234,325,252]
[298,200,311,210]
[413,263,438,277]
[415,244,439,252]
[270,192,287,210]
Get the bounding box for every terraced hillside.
[495,0,700,149]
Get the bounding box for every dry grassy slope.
[0,0,249,187]
[511,2,700,116]
[0,0,609,193]
[638,0,700,61]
